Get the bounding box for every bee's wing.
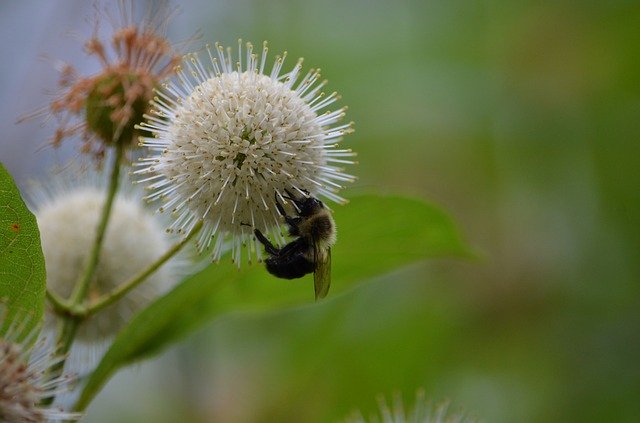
[313,243,331,300]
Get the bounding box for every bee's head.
[298,197,324,216]
[284,190,324,217]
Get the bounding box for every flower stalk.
[46,289,72,315]
[41,144,124,406]
[43,144,126,316]
[41,151,200,406]
[69,143,125,305]
[85,220,202,316]
[41,317,80,406]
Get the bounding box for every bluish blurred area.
[2,0,639,422]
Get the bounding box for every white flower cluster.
[33,181,177,342]
[136,41,356,264]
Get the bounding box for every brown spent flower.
[44,1,181,163]
[0,309,79,422]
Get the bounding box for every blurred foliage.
[4,0,639,421]
[144,1,637,422]
[78,194,469,410]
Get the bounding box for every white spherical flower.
[32,179,178,342]
[136,41,356,264]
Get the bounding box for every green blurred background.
[3,0,640,421]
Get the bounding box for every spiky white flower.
[31,176,179,343]
[0,313,79,422]
[346,390,478,423]
[136,40,356,265]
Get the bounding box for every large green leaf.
[76,194,470,409]
[197,194,472,311]
[0,164,46,337]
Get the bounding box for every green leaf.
[76,265,240,410]
[0,164,46,337]
[198,194,472,311]
[76,194,469,409]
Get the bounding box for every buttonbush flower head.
[40,1,181,163]
[0,311,79,422]
[345,390,478,423]
[31,175,179,343]
[136,40,356,265]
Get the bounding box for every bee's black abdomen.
[265,253,314,279]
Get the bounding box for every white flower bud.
[32,180,178,342]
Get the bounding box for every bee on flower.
[136,40,357,266]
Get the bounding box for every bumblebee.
[253,190,336,300]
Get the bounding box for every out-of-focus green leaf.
[77,194,469,409]
[0,163,46,337]
[203,194,472,310]
[75,264,241,410]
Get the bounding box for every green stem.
[46,288,72,315]
[69,143,124,305]
[41,316,80,405]
[42,144,124,408]
[85,220,203,315]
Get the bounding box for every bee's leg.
[284,189,306,211]
[275,192,302,233]
[280,190,303,215]
[274,193,288,217]
[254,229,280,256]
[285,188,309,198]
